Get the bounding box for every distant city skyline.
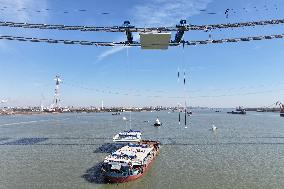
[1,0,284,108]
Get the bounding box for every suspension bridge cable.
[0,33,283,47]
[0,19,284,32]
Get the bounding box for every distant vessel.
[227,107,246,115]
[212,124,217,131]
[101,140,160,183]
[276,101,284,117]
[154,118,162,127]
[256,109,264,112]
[280,105,284,117]
[112,112,121,115]
[235,106,246,112]
[187,111,192,115]
[113,130,142,142]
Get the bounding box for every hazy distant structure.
[0,99,8,104]
[101,100,104,110]
[51,75,62,110]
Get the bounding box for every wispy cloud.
[0,0,49,52]
[96,0,212,61]
[133,0,212,27]
[0,0,48,22]
[96,33,139,62]
[97,46,125,62]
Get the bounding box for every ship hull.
[104,149,158,183]
[280,113,284,117]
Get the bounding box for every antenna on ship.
[51,75,62,111]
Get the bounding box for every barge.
[101,140,160,183]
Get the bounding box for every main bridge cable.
[1,19,284,32]
[0,33,283,46]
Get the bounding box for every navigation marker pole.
[178,103,181,125]
[177,67,180,83]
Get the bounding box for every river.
[0,110,284,189]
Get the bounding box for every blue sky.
[0,0,284,108]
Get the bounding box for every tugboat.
[101,140,160,183]
[153,117,162,127]
[113,130,142,142]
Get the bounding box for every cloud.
[97,46,125,62]
[96,0,212,61]
[0,0,48,22]
[133,0,212,27]
[96,33,139,62]
[0,0,49,52]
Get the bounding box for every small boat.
[113,130,142,142]
[187,111,192,115]
[101,140,160,183]
[153,118,162,127]
[211,124,217,131]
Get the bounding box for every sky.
[0,0,284,108]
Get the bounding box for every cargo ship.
[227,106,246,115]
[101,140,160,183]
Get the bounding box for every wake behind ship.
[101,140,159,183]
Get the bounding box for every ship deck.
[105,144,154,165]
